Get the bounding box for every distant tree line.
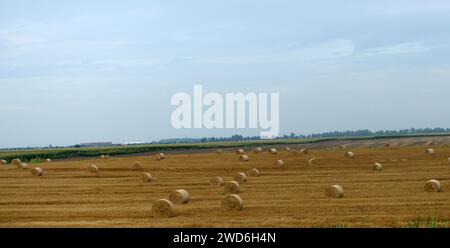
[160,127,450,144]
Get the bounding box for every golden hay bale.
[285,147,291,151]
[31,167,44,176]
[18,163,28,169]
[325,185,344,198]
[236,149,245,155]
[0,159,6,165]
[169,189,190,204]
[253,147,263,153]
[275,159,284,168]
[215,149,223,154]
[345,151,355,158]
[100,155,105,159]
[141,172,152,182]
[247,168,260,177]
[307,157,316,166]
[221,194,244,211]
[104,155,110,159]
[210,176,225,186]
[224,181,240,194]
[234,172,247,183]
[238,154,249,161]
[132,161,143,170]
[426,148,435,155]
[269,148,278,154]
[88,164,98,174]
[373,162,383,171]
[151,199,176,217]
[300,148,309,154]
[424,179,441,192]
[45,158,52,162]
[158,153,166,159]
[11,159,21,165]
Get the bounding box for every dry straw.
[373,163,383,171]
[31,167,44,176]
[224,181,240,194]
[345,151,355,158]
[253,147,263,153]
[426,148,435,155]
[221,194,244,211]
[269,148,278,154]
[141,172,152,182]
[169,189,190,204]
[236,149,245,155]
[325,185,344,198]
[88,164,98,175]
[234,172,247,183]
[239,154,249,161]
[151,199,176,217]
[19,163,28,170]
[275,160,284,168]
[247,168,260,177]
[424,179,441,192]
[210,176,225,186]
[132,161,143,170]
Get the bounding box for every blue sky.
[1,0,450,147]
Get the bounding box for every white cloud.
[359,42,431,57]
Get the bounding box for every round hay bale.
[426,148,435,155]
[19,163,28,169]
[234,172,247,183]
[224,181,240,194]
[31,167,44,176]
[285,147,291,151]
[238,154,249,161]
[269,148,278,154]
[210,176,225,186]
[236,149,245,155]
[325,185,344,198]
[221,194,244,211]
[104,155,110,159]
[132,161,143,170]
[100,155,105,159]
[424,179,441,192]
[0,159,7,165]
[88,164,98,175]
[345,151,355,158]
[151,199,176,217]
[373,162,383,171]
[11,159,21,165]
[275,159,284,168]
[247,168,260,177]
[307,158,316,166]
[215,149,223,154]
[158,153,166,159]
[169,189,190,204]
[45,158,52,163]
[253,147,263,153]
[300,148,309,154]
[141,172,152,182]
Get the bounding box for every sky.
[1,0,450,148]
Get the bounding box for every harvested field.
[1,144,450,227]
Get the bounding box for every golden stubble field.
[1,145,450,227]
